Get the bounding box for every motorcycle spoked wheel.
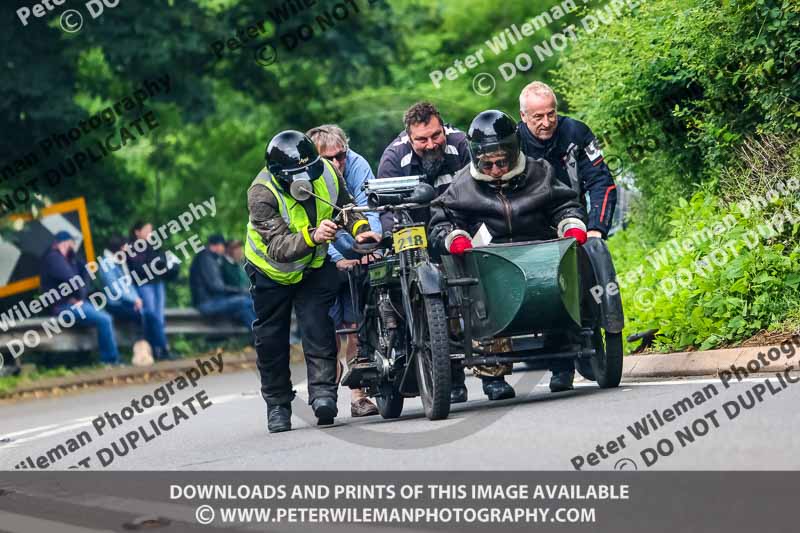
[412,293,452,420]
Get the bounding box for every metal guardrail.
[0,308,249,353]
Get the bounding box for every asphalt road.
[1,364,798,471]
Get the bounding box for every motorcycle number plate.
[393,226,427,253]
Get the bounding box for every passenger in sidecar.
[429,110,588,399]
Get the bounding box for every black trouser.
[247,262,339,408]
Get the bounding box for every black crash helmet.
[265,130,325,191]
[467,110,521,172]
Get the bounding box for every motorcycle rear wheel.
[376,378,404,419]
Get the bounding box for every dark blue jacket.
[376,124,470,232]
[39,247,90,312]
[377,124,471,194]
[190,249,246,307]
[519,116,617,236]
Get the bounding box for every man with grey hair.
[307,124,382,417]
[518,82,617,239]
[518,81,617,392]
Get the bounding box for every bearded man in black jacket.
[429,110,589,398]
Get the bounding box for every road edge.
[624,338,800,379]
[0,346,305,402]
[3,340,798,401]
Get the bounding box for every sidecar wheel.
[591,328,623,388]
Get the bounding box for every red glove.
[564,227,587,245]
[449,235,473,255]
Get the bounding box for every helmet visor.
[272,157,324,191]
[468,131,520,173]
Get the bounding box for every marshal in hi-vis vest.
[245,160,362,284]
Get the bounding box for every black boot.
[549,369,575,392]
[451,366,468,404]
[481,376,515,400]
[312,397,338,426]
[267,404,292,433]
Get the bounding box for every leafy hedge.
[557,0,800,227]
[610,146,800,350]
[555,0,800,351]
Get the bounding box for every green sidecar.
[442,237,624,387]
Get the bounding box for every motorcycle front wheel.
[412,293,452,420]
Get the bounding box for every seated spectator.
[222,239,249,291]
[100,235,171,361]
[190,235,256,331]
[39,231,121,366]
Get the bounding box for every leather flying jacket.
[429,156,587,255]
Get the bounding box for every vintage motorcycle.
[291,175,624,424]
[337,177,452,421]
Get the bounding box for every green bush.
[557,0,800,232]
[556,0,800,351]
[611,175,800,351]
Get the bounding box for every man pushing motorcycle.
[429,110,589,398]
[246,130,381,433]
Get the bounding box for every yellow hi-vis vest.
[245,159,341,285]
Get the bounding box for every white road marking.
[4,377,774,451]
[1,423,62,440]
[0,390,271,450]
[1,420,100,448]
[620,376,790,387]
[532,375,790,390]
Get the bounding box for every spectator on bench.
[222,239,249,291]
[100,235,171,361]
[190,234,257,331]
[40,231,122,366]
